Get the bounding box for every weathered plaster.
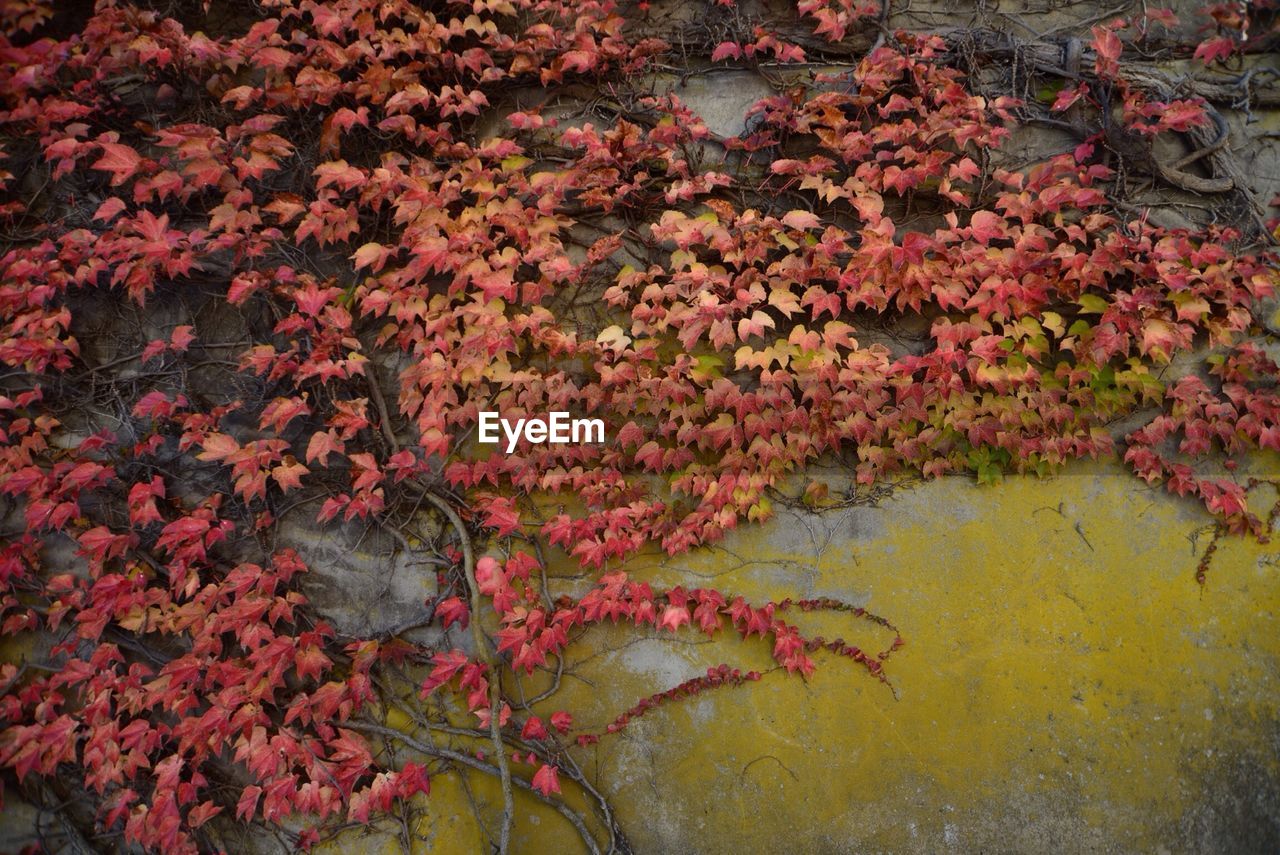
[319,462,1280,853]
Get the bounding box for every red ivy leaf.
[92,142,142,186]
[1194,35,1237,65]
[531,763,561,796]
[1091,25,1122,78]
[93,197,127,222]
[170,325,196,351]
[197,433,240,463]
[520,716,548,740]
[968,210,1005,245]
[436,596,469,629]
[236,785,262,821]
[711,42,741,62]
[1051,82,1089,112]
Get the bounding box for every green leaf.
[690,354,724,382]
[1076,294,1109,314]
[1036,80,1066,104]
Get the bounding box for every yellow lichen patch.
[542,464,1280,851]
[322,463,1280,851]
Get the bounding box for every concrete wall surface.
[314,462,1280,853]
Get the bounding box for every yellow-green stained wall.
[327,462,1280,853]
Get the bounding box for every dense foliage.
[0,0,1277,851]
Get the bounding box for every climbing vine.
[0,0,1278,851]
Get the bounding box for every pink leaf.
[93,197,127,222]
[531,764,561,796]
[1194,36,1237,66]
[1091,25,1122,78]
[710,42,741,62]
[1051,82,1089,112]
[968,210,1004,245]
[170,325,196,352]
